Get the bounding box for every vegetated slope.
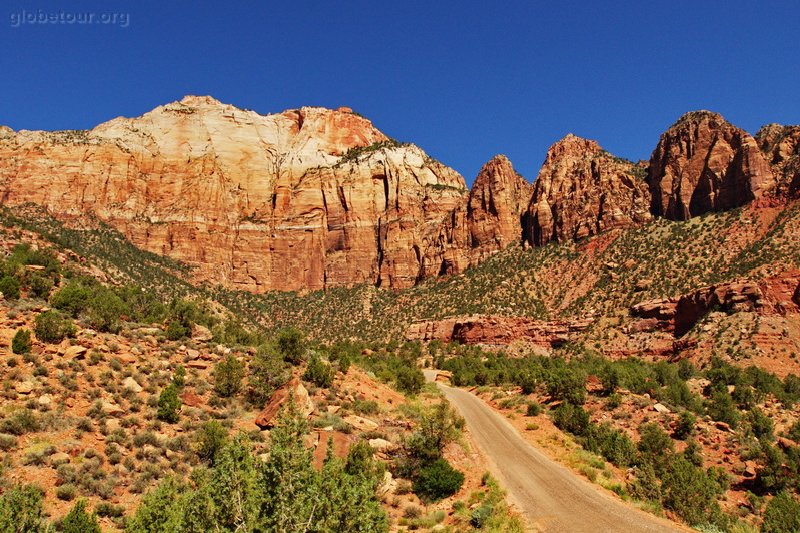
[5,198,799,354]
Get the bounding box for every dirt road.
[425,371,685,532]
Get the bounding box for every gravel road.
[425,371,686,532]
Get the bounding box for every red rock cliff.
[0,96,471,292]
[647,111,775,220]
[524,134,651,246]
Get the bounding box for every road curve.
[425,371,685,533]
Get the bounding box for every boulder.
[343,415,379,432]
[191,324,213,342]
[122,377,143,393]
[63,345,88,360]
[254,378,314,429]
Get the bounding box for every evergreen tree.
[0,485,49,533]
[62,500,101,533]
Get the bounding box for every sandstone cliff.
[0,96,471,292]
[756,123,800,197]
[647,111,775,220]
[523,134,651,246]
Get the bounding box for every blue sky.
[2,0,798,184]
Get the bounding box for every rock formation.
[756,123,800,196]
[405,314,592,347]
[0,96,468,292]
[466,155,533,255]
[647,111,775,220]
[631,280,764,336]
[523,134,651,246]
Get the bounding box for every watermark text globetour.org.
[10,9,130,28]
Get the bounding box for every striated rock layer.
[647,111,775,220]
[523,134,651,246]
[756,124,800,197]
[406,315,593,347]
[0,96,481,292]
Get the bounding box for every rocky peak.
[466,155,533,253]
[647,111,775,220]
[543,133,602,162]
[0,97,465,292]
[755,123,800,196]
[524,135,651,246]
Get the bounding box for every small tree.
[34,310,74,343]
[0,484,47,533]
[86,289,128,333]
[246,345,288,406]
[62,499,101,533]
[0,275,21,300]
[276,327,306,364]
[412,458,464,502]
[12,329,32,355]
[395,366,425,396]
[157,384,181,423]
[762,491,800,533]
[303,353,333,388]
[214,355,245,397]
[194,420,228,465]
[172,365,186,388]
[674,410,697,440]
[28,275,53,299]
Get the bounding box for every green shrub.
[674,411,697,440]
[28,275,53,299]
[194,420,228,464]
[11,329,32,355]
[50,280,93,317]
[0,484,47,532]
[86,289,128,333]
[303,354,333,388]
[525,402,542,416]
[246,345,289,406]
[584,423,637,467]
[749,407,775,441]
[395,366,425,396]
[546,366,586,405]
[0,275,21,300]
[637,423,674,473]
[56,483,77,501]
[706,390,740,429]
[165,320,189,341]
[276,327,306,364]
[214,355,245,397]
[157,384,181,423]
[412,458,464,502]
[551,403,589,436]
[660,455,723,526]
[762,491,800,533]
[33,310,74,343]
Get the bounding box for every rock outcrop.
[631,280,764,337]
[0,96,468,292]
[755,124,800,197]
[254,377,314,429]
[523,134,651,246]
[466,155,533,255]
[405,314,592,347]
[647,111,775,220]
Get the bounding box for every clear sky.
[2,0,799,184]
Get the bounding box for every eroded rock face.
[405,314,592,347]
[523,134,651,246]
[0,96,467,291]
[631,281,764,337]
[467,155,533,255]
[755,124,800,197]
[647,111,775,220]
